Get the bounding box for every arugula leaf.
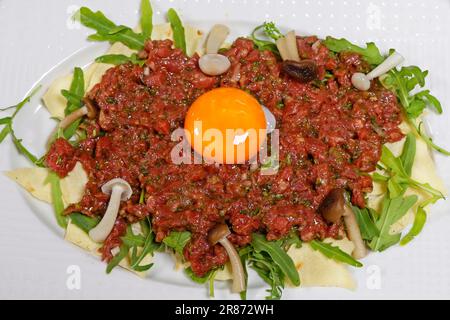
[380,145,444,199]
[109,221,157,273]
[184,267,212,284]
[65,67,84,115]
[310,240,363,267]
[248,251,284,299]
[78,7,146,50]
[0,117,11,125]
[0,86,41,150]
[209,269,218,298]
[56,68,86,141]
[106,244,129,274]
[380,65,448,155]
[9,123,40,164]
[163,231,192,255]
[61,90,83,107]
[140,0,153,39]
[95,53,145,66]
[129,219,157,271]
[399,206,426,246]
[281,231,302,251]
[121,232,146,247]
[400,194,441,246]
[251,233,300,286]
[250,23,281,54]
[369,195,417,251]
[381,66,442,118]
[400,133,416,176]
[167,9,186,54]
[46,172,69,228]
[70,213,99,233]
[0,125,10,143]
[414,121,450,156]
[238,247,251,300]
[322,37,384,65]
[352,206,379,241]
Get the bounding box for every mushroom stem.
[276,31,300,62]
[366,51,404,80]
[351,51,404,91]
[285,31,300,62]
[219,237,246,293]
[58,106,88,130]
[318,188,367,259]
[208,224,246,293]
[343,206,367,259]
[89,178,133,243]
[206,24,230,54]
[276,37,290,61]
[89,185,124,242]
[46,106,89,148]
[198,24,231,76]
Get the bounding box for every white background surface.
[0,0,449,300]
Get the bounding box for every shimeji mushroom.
[318,188,367,259]
[199,24,231,76]
[351,51,404,91]
[47,98,98,147]
[89,178,133,243]
[281,59,318,83]
[58,97,98,130]
[276,31,318,83]
[208,224,246,293]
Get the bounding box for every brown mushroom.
[318,188,367,259]
[47,97,98,147]
[281,59,318,83]
[208,224,246,293]
[58,97,98,130]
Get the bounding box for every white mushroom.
[351,51,404,91]
[89,178,133,243]
[199,24,231,76]
[206,24,230,54]
[276,37,290,61]
[209,224,246,293]
[285,31,300,62]
[199,54,231,76]
[276,30,300,62]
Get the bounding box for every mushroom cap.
[208,223,231,245]
[318,188,346,224]
[206,24,230,54]
[282,59,318,83]
[101,178,133,201]
[199,53,231,76]
[351,73,371,91]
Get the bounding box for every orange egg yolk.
[184,88,267,164]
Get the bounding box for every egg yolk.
[184,88,267,164]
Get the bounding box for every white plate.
[1,0,450,300]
